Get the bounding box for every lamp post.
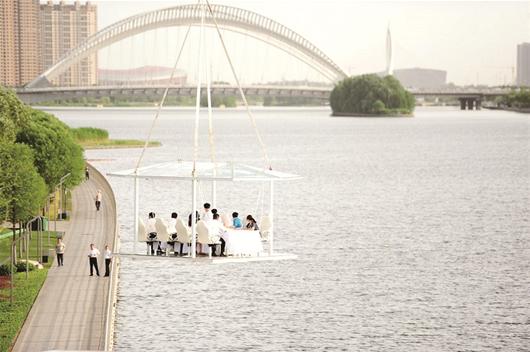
[58,173,71,220]
[53,173,71,234]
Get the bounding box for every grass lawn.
[0,231,60,267]
[0,267,50,352]
[0,232,60,351]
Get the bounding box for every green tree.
[16,109,84,191]
[330,74,415,115]
[0,143,47,240]
[0,86,29,143]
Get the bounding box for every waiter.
[87,243,100,276]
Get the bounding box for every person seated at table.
[188,211,200,227]
[168,212,178,240]
[167,212,179,255]
[146,212,157,255]
[202,203,213,222]
[209,213,226,256]
[245,215,260,231]
[232,212,242,229]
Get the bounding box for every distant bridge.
[16,85,510,106]
[27,3,347,89]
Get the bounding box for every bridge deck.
[12,165,117,352]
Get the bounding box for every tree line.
[0,87,84,240]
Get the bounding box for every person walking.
[88,243,100,276]
[55,238,65,267]
[95,190,102,211]
[104,244,112,277]
[85,166,90,181]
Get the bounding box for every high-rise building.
[0,0,40,87]
[516,43,530,87]
[40,1,97,86]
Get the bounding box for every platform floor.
[120,251,297,264]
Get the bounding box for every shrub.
[15,262,35,273]
[0,264,11,276]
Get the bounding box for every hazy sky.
[89,0,529,85]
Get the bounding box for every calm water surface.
[47,106,530,351]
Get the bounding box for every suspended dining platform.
[108,160,301,262]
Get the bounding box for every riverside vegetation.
[0,86,85,351]
[71,127,160,149]
[330,74,415,116]
[496,88,530,110]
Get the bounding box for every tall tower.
[516,42,530,87]
[385,23,393,76]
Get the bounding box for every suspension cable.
[205,0,272,170]
[206,41,216,166]
[192,3,206,175]
[134,21,193,173]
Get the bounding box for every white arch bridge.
[26,3,347,89]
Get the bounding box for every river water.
[46,106,529,351]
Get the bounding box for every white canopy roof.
[107,160,301,182]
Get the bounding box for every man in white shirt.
[95,190,102,211]
[87,243,100,276]
[104,245,112,277]
[202,203,213,223]
[167,212,179,255]
[146,212,158,255]
[208,213,226,256]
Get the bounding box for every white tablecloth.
[223,229,263,256]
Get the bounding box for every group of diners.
[144,202,260,257]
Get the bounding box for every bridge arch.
[27,3,347,88]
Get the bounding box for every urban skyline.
[1,1,529,87]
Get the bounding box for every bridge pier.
[458,97,482,110]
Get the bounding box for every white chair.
[138,218,150,255]
[221,213,231,227]
[260,215,272,241]
[176,218,193,257]
[138,218,148,242]
[155,218,170,256]
[196,220,221,258]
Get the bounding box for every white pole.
[269,180,274,256]
[212,181,216,208]
[191,178,197,259]
[133,175,139,255]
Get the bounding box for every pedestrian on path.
[104,244,112,277]
[85,166,90,181]
[88,243,100,276]
[55,238,65,267]
[95,190,102,211]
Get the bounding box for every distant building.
[40,1,97,86]
[0,0,41,87]
[98,66,187,86]
[516,43,530,87]
[393,68,447,90]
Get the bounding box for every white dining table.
[222,229,263,256]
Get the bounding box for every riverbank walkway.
[13,165,118,352]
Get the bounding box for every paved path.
[13,165,117,352]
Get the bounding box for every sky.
[88,0,530,86]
